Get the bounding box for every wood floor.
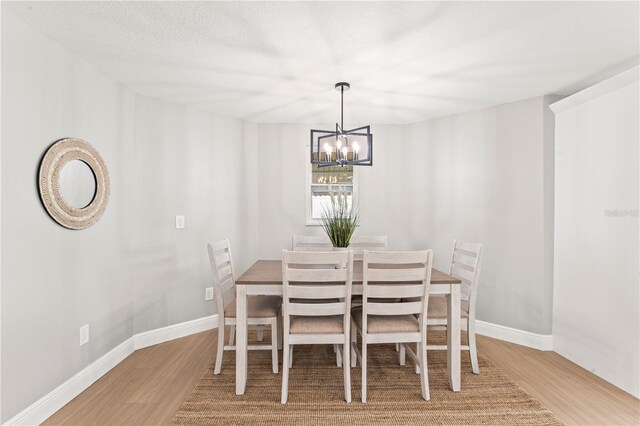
[44,330,640,426]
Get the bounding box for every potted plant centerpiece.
[319,193,359,254]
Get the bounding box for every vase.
[333,246,349,269]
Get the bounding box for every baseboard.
[5,314,546,425]
[134,315,218,350]
[475,320,553,351]
[5,314,219,425]
[4,338,135,426]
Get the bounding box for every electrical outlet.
[175,215,185,229]
[79,324,89,346]
[205,287,214,300]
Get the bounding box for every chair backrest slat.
[368,284,425,299]
[451,263,475,283]
[287,285,347,299]
[288,302,347,316]
[452,251,477,269]
[292,235,387,261]
[282,250,353,336]
[208,239,236,319]
[449,239,484,314]
[348,236,387,260]
[362,250,433,334]
[292,235,333,252]
[286,268,350,282]
[367,301,423,316]
[366,267,427,282]
[454,241,483,255]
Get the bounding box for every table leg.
[235,285,248,395]
[447,284,461,391]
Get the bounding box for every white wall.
[1,10,135,421]
[1,11,247,421]
[130,96,247,334]
[552,68,639,398]
[408,97,557,335]
[251,98,555,335]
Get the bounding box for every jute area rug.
[173,335,562,425]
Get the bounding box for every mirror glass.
[59,160,97,209]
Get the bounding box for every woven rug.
[173,335,562,425]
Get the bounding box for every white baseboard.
[134,315,218,350]
[475,320,553,351]
[4,338,135,426]
[5,314,219,425]
[5,314,547,425]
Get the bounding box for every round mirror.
[59,160,97,209]
[39,138,110,229]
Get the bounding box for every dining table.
[234,259,462,395]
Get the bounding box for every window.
[306,163,357,225]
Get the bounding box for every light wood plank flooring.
[44,330,640,425]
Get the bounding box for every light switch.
[175,215,185,229]
[79,324,89,346]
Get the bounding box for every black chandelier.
[310,82,373,167]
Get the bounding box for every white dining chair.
[292,235,353,366]
[348,235,388,260]
[281,250,354,404]
[207,239,281,375]
[426,240,484,374]
[351,250,433,403]
[292,235,387,259]
[292,235,333,251]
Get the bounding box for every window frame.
[305,150,359,226]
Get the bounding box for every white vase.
[333,246,349,269]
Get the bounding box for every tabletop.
[236,260,461,285]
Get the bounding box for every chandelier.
[310,82,373,167]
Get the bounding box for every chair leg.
[257,325,264,342]
[281,340,290,404]
[343,339,351,403]
[277,312,283,350]
[469,318,479,374]
[350,322,357,367]
[399,343,406,366]
[361,338,367,403]
[419,340,430,401]
[214,323,225,375]
[395,342,400,352]
[415,343,420,374]
[289,345,293,368]
[271,317,279,374]
[336,344,343,367]
[228,325,235,346]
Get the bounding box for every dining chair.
[207,239,281,375]
[348,235,388,260]
[281,249,354,404]
[351,250,433,402]
[292,234,348,366]
[426,240,484,374]
[349,236,390,309]
[292,235,333,251]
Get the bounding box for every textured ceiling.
[3,1,639,124]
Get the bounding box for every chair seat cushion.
[351,307,419,333]
[224,295,281,318]
[428,296,469,318]
[290,315,344,334]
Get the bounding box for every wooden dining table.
[234,259,462,395]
